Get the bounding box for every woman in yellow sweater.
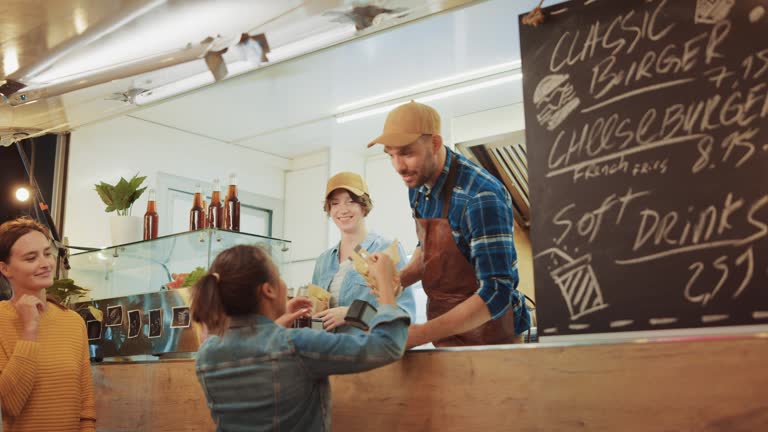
[0,217,96,432]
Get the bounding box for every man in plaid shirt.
[368,101,531,348]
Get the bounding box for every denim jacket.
[312,232,417,331]
[195,305,410,431]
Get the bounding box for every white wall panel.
[283,164,327,263]
[65,116,286,248]
[364,156,417,255]
[450,103,526,144]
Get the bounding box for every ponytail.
[191,273,228,334]
[189,244,276,335]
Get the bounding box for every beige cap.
[325,172,369,198]
[367,101,441,148]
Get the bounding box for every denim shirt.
[195,304,410,432]
[312,232,417,331]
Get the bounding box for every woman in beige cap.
[311,172,416,333]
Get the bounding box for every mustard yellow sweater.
[0,301,96,432]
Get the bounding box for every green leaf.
[95,174,148,214]
[128,187,147,206]
[95,183,115,208]
[113,179,133,211]
[181,267,208,287]
[129,174,147,190]
[47,278,91,307]
[89,306,103,322]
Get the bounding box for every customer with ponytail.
[190,244,410,431]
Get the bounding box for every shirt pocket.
[340,272,376,307]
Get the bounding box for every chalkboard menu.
[519,0,768,336]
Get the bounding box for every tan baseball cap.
[367,101,441,148]
[325,172,369,198]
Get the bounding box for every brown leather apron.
[414,158,518,347]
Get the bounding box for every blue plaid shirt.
[409,148,530,334]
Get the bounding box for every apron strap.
[440,155,460,219]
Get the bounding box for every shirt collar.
[419,146,453,199]
[228,313,273,329]
[331,231,376,256]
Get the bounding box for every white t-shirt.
[329,260,354,308]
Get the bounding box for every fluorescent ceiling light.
[134,25,355,106]
[335,72,522,124]
[3,45,19,76]
[133,59,255,105]
[4,42,214,106]
[336,60,521,112]
[266,25,357,63]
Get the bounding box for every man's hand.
[367,253,398,305]
[406,323,431,349]
[405,295,493,349]
[313,307,349,332]
[14,294,44,341]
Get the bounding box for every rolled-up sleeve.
[462,191,521,320]
[293,304,410,377]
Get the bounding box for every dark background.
[0,134,59,223]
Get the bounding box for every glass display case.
[69,229,291,300]
[68,229,291,360]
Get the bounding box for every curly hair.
[323,190,374,217]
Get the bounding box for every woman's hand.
[313,307,349,332]
[14,294,44,341]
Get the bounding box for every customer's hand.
[275,306,312,328]
[367,253,397,305]
[313,307,348,332]
[287,296,313,314]
[14,294,44,341]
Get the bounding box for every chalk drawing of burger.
[533,73,580,131]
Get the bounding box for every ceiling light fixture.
[132,59,256,105]
[336,60,521,112]
[15,187,30,202]
[266,24,357,63]
[3,40,217,106]
[335,71,522,124]
[133,25,353,106]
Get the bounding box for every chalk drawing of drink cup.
[533,73,581,131]
[536,248,608,320]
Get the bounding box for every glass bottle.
[223,173,240,231]
[143,189,159,240]
[207,178,223,229]
[201,197,208,229]
[189,185,205,231]
[292,286,311,328]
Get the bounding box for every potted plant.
[94,173,148,245]
[47,278,91,307]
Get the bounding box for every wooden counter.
[91,335,768,431]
